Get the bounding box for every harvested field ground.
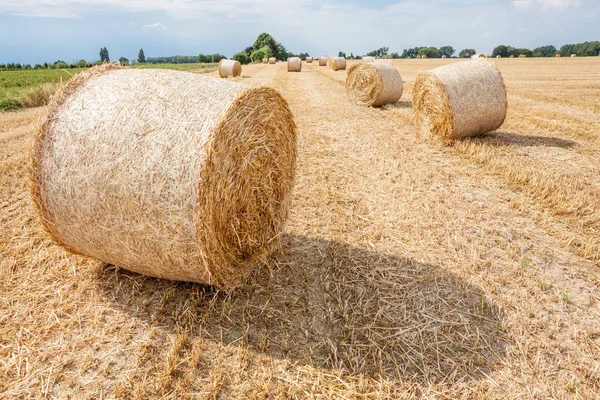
[1,58,600,398]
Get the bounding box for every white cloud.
[513,0,533,9]
[143,22,166,29]
[538,0,581,9]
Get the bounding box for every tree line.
[1,40,598,71]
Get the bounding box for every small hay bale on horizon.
[442,55,447,59]
[421,55,427,59]
[287,57,302,72]
[519,54,527,58]
[571,54,577,57]
[412,59,507,141]
[319,57,327,66]
[218,59,242,78]
[330,57,346,71]
[269,57,276,64]
[555,54,561,57]
[496,55,502,58]
[262,58,268,63]
[306,56,313,63]
[30,65,298,291]
[471,53,487,59]
[346,62,403,107]
[510,55,515,58]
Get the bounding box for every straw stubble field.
[1,57,600,398]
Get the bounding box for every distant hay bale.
[346,62,403,107]
[306,57,313,63]
[319,57,327,66]
[385,55,392,59]
[218,59,241,78]
[519,54,526,58]
[496,55,502,58]
[269,57,276,64]
[362,56,375,62]
[30,65,297,291]
[287,57,302,72]
[326,56,334,67]
[330,57,346,71]
[442,55,447,59]
[555,54,561,58]
[471,53,486,59]
[510,55,515,59]
[571,54,577,57]
[262,58,268,64]
[421,55,427,59]
[412,59,507,141]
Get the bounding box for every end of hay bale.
[306,57,313,63]
[318,57,327,66]
[412,59,507,141]
[268,57,276,64]
[346,62,403,107]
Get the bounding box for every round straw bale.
[496,55,502,58]
[318,57,327,66]
[362,56,375,62]
[268,57,276,64]
[555,54,561,58]
[306,57,313,63]
[510,55,515,58]
[326,56,333,67]
[330,57,346,71]
[412,59,507,141]
[442,55,447,59]
[287,57,302,72]
[30,65,297,291]
[421,55,427,59]
[519,54,526,58]
[571,54,577,57]
[471,53,486,59]
[346,62,403,107]
[218,59,242,78]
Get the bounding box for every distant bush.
[0,99,22,111]
[250,46,272,63]
[232,51,249,65]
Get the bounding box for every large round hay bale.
[218,59,241,78]
[268,57,276,64]
[318,57,327,66]
[306,57,313,63]
[262,58,268,63]
[30,65,297,291]
[326,56,333,67]
[287,57,302,72]
[346,62,403,107]
[330,57,346,71]
[412,59,507,141]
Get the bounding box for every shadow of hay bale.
[464,131,576,148]
[97,234,507,383]
[383,101,412,110]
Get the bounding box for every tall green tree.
[418,47,440,58]
[253,33,280,59]
[232,51,249,65]
[119,57,130,66]
[138,48,146,63]
[459,48,476,58]
[439,46,455,58]
[100,47,110,62]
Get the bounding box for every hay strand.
[346,62,403,107]
[287,57,302,72]
[412,59,507,141]
[218,59,242,78]
[30,66,297,291]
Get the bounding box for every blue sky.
[0,0,597,64]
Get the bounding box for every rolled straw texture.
[30,65,297,291]
[412,59,507,141]
[318,57,327,66]
[262,58,268,63]
[269,57,276,64]
[346,62,403,107]
[218,59,242,78]
[306,57,313,63]
[287,57,302,72]
[330,57,346,71]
